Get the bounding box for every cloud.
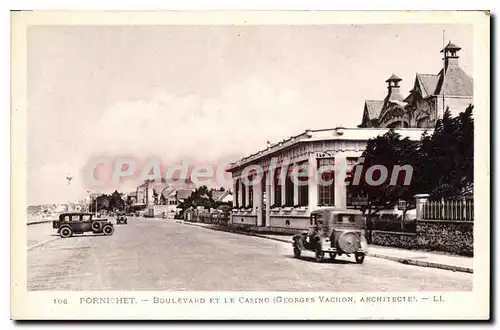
[86,77,314,165]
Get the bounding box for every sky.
[27,24,473,205]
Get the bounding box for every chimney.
[385,74,404,102]
[440,41,461,72]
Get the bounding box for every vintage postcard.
[11,10,490,320]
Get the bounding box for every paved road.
[27,217,473,291]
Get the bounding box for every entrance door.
[262,202,267,226]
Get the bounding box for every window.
[241,181,246,207]
[248,184,253,208]
[169,200,177,205]
[81,215,91,221]
[297,161,309,206]
[318,158,335,206]
[71,215,81,221]
[285,170,294,207]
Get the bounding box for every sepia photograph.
[10,10,490,320]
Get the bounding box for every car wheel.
[355,253,365,264]
[59,227,73,238]
[91,221,102,232]
[329,252,336,260]
[315,250,325,263]
[102,224,114,236]
[293,247,301,258]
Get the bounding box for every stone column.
[269,168,275,206]
[232,179,238,208]
[254,176,263,225]
[308,153,318,211]
[293,163,299,207]
[281,168,287,206]
[414,194,430,220]
[265,170,271,227]
[334,154,347,208]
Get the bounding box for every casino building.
[226,42,473,232]
[226,128,426,232]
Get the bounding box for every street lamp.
[86,190,91,213]
[66,175,72,212]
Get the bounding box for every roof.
[212,190,231,202]
[364,100,384,119]
[227,127,430,171]
[385,73,402,82]
[161,187,177,199]
[441,41,461,53]
[416,74,440,98]
[176,189,195,200]
[384,89,405,102]
[411,63,473,98]
[436,66,473,97]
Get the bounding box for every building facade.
[227,127,427,232]
[359,41,473,129]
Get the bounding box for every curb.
[368,253,473,274]
[27,220,52,226]
[185,221,473,274]
[27,237,59,251]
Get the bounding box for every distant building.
[359,41,473,129]
[212,189,233,204]
[135,177,196,215]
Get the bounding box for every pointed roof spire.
[440,41,462,53]
[385,73,402,83]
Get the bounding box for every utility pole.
[442,30,446,119]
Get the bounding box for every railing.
[421,199,474,221]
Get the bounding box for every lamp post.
[86,190,91,213]
[66,175,72,212]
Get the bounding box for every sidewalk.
[183,221,473,274]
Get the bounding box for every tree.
[349,129,422,216]
[90,194,111,213]
[110,190,125,211]
[421,106,474,200]
[177,185,216,214]
[351,105,474,213]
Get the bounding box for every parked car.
[52,212,114,238]
[292,208,368,264]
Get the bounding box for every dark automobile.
[52,212,114,238]
[292,208,368,264]
[116,213,128,225]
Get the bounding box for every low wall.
[417,220,473,256]
[371,219,473,256]
[268,214,309,230]
[231,214,257,226]
[372,231,418,249]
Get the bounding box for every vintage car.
[52,212,115,238]
[116,213,128,225]
[292,208,368,264]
